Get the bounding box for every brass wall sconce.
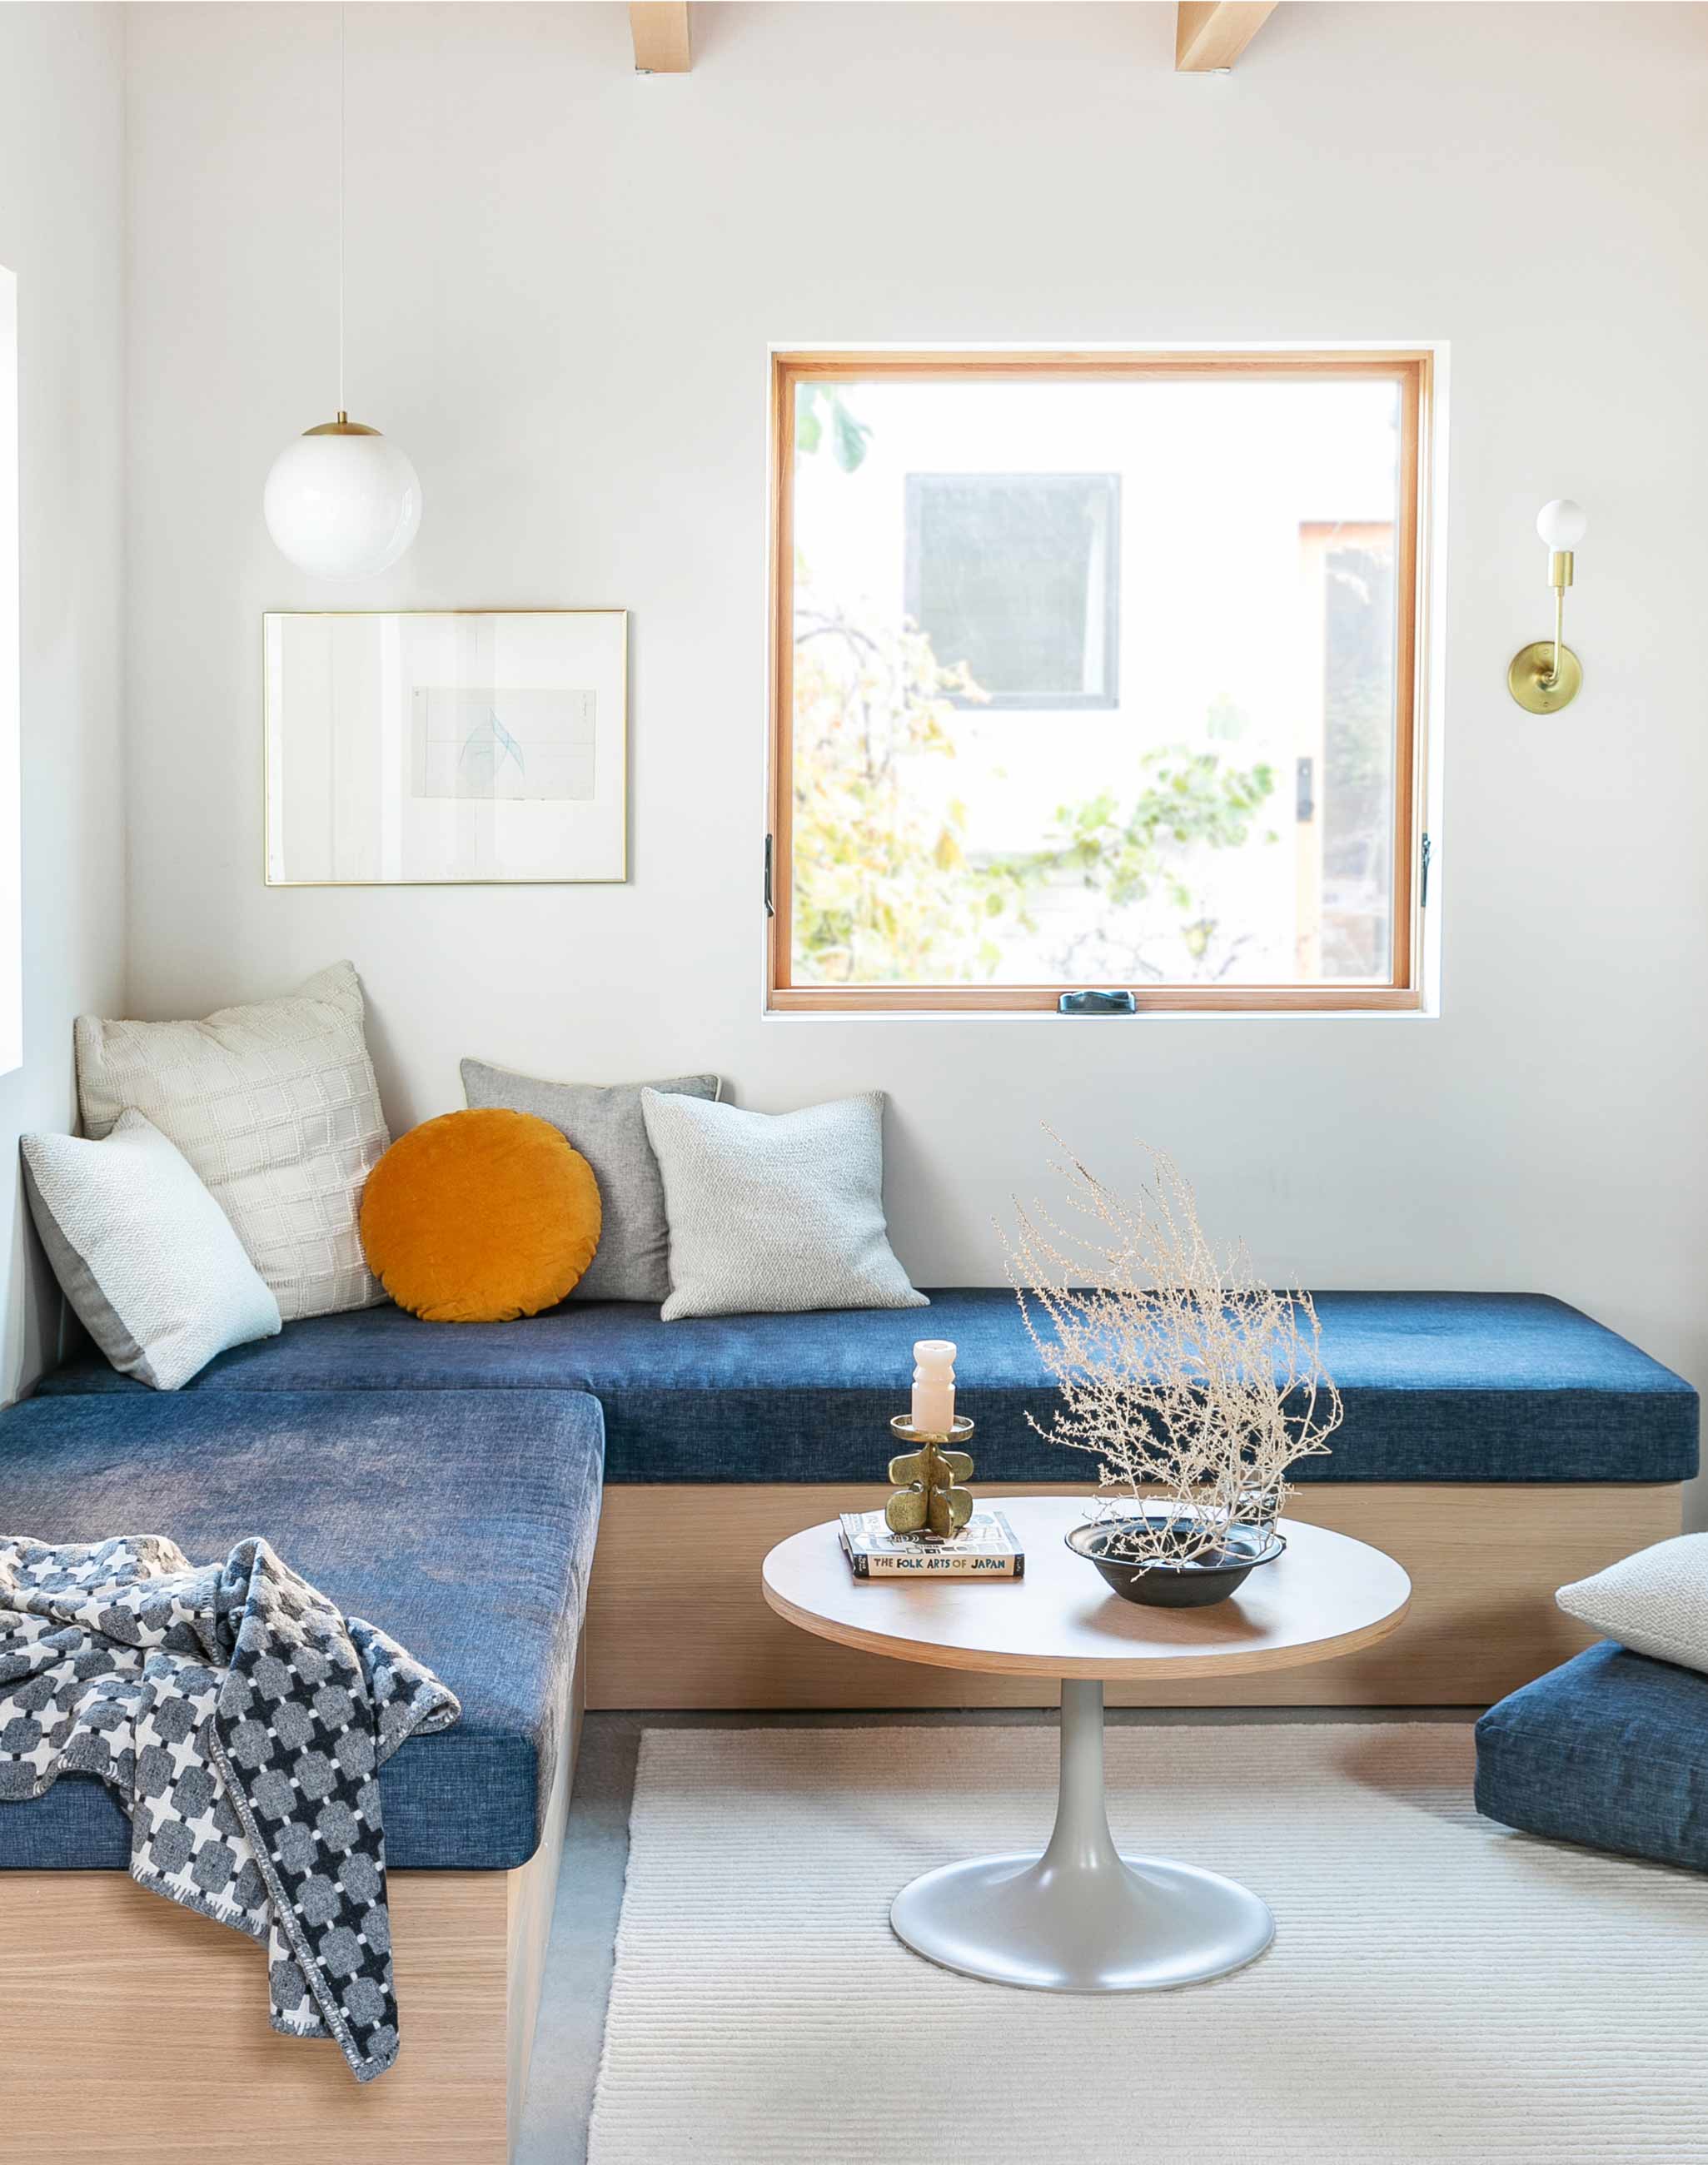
[1509,499,1587,714]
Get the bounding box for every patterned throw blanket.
[0,1534,459,2083]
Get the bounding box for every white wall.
[123,7,1708,1412]
[0,4,127,1398]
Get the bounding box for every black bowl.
[1065,1513,1286,1609]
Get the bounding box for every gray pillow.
[1557,1535,1708,1676]
[460,1058,720,1302]
[22,1112,281,1390]
[639,1087,927,1322]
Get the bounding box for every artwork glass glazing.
[264,610,626,884]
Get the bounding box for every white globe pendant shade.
[263,415,421,580]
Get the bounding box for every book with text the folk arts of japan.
[838,1511,1026,1580]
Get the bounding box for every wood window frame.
[767,349,1433,1017]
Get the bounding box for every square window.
[771,352,1431,1014]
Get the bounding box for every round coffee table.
[761,1496,1411,1993]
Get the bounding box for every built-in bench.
[2,1285,1696,2161]
[0,1386,604,2164]
[0,1386,601,1869]
[30,1286,1699,1709]
[39,1287,1698,1483]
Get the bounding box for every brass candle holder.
[884,1415,976,1538]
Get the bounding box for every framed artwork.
[262,609,628,885]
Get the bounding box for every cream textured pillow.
[22,1112,281,1389]
[640,1087,927,1322]
[1557,1535,1708,1676]
[75,962,390,1320]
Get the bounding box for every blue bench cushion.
[37,1288,1697,1486]
[0,1388,601,1873]
[1476,1640,1708,1873]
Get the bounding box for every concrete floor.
[512,1705,1466,2164]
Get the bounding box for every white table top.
[761,1496,1412,1681]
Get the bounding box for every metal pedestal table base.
[890,1678,1274,1992]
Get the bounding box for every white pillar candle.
[911,1340,957,1436]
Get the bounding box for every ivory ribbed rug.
[589,1723,1708,2164]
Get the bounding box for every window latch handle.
[1058,989,1138,1016]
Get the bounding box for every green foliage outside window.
[791,596,1276,984]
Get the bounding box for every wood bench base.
[584,1481,1685,1710]
[0,1650,582,2165]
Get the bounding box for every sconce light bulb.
[1536,499,1587,552]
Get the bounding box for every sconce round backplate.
[1507,640,1582,714]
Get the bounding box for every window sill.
[764,988,1430,1021]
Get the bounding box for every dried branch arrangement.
[1004,1138,1342,1564]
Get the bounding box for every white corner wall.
[0,3,127,1399]
[122,7,1708,1409]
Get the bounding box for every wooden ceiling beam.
[630,2,690,74]
[1175,2,1277,72]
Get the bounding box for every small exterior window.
[769,350,1432,1014]
[904,474,1119,709]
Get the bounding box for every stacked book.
[839,1510,1025,1580]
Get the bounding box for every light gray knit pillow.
[74,962,390,1321]
[22,1112,281,1390]
[1557,1535,1708,1676]
[640,1088,927,1322]
[461,1058,720,1302]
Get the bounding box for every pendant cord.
[337,2,346,418]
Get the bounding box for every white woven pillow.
[22,1112,281,1390]
[1557,1534,1708,1676]
[74,963,390,1321]
[640,1087,927,1322]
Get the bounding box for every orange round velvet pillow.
[359,1108,601,1323]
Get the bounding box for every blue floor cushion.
[1476,1640,1708,1872]
[34,1289,1699,1487]
[0,1388,602,1871]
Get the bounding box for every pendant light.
[263,7,421,580]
